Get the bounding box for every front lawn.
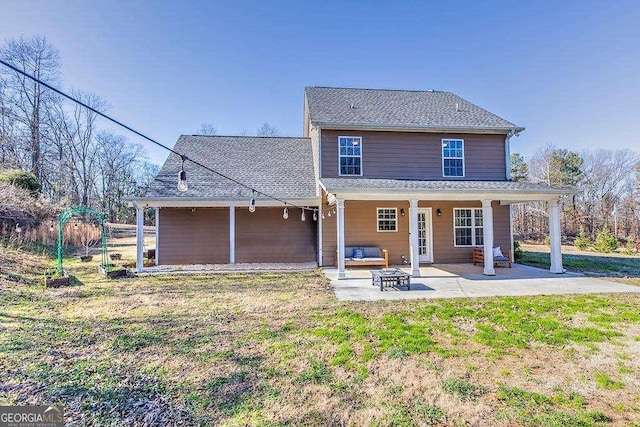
[1,243,640,425]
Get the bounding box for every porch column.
[136,204,144,273]
[317,208,323,266]
[229,206,235,264]
[482,199,495,276]
[409,199,420,277]
[549,199,564,273]
[154,207,159,266]
[337,198,346,279]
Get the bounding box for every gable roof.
[147,135,317,200]
[305,86,523,133]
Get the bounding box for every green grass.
[2,242,640,425]
[521,249,640,278]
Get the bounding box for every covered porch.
[319,178,575,280]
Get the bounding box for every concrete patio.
[325,263,640,301]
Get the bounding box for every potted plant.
[44,268,70,287]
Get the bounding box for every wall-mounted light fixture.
[400,208,405,217]
[437,208,442,216]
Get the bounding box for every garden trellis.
[56,206,108,273]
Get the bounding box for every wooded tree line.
[0,35,157,223]
[511,145,640,247]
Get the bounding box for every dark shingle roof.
[148,136,317,199]
[320,178,573,194]
[305,87,523,132]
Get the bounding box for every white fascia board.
[326,189,571,203]
[127,197,320,208]
[311,122,524,135]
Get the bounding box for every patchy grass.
[2,240,640,425]
[521,244,640,286]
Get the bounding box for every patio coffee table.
[371,268,411,291]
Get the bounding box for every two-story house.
[132,86,572,278]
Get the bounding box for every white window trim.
[338,136,363,176]
[376,207,398,232]
[442,138,465,178]
[453,207,483,247]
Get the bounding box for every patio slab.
[325,264,640,301]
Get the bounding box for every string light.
[0,58,350,219]
[301,210,306,221]
[313,210,317,221]
[177,156,188,192]
[74,222,78,229]
[249,191,256,213]
[49,220,55,231]
[15,223,22,234]
[283,207,289,219]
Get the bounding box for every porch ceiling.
[320,178,575,203]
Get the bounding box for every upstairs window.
[377,208,397,232]
[453,208,483,246]
[339,136,362,176]
[442,139,465,177]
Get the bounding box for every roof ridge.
[185,134,310,139]
[305,86,448,94]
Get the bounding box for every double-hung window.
[442,139,464,177]
[377,208,397,232]
[339,136,362,176]
[453,208,483,246]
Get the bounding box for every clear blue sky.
[1,0,639,164]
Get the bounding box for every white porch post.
[136,204,144,273]
[154,207,159,266]
[482,199,495,276]
[337,199,346,279]
[317,208,323,266]
[229,206,235,264]
[409,199,420,277]
[549,199,564,273]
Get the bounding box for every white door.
[418,208,433,263]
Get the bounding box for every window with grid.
[442,139,464,177]
[339,136,362,176]
[377,208,397,232]
[453,208,484,246]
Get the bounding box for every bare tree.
[198,123,217,135]
[0,35,61,181]
[256,122,279,137]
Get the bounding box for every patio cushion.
[352,248,365,259]
[493,246,505,258]
[346,257,385,263]
[363,247,382,258]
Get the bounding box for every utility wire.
[0,58,322,213]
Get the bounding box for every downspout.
[505,131,512,180]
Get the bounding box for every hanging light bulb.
[301,210,306,221]
[328,210,332,217]
[177,156,188,192]
[333,208,336,214]
[249,191,256,213]
[283,207,289,219]
[49,220,55,231]
[74,222,78,230]
[15,223,22,234]
[322,212,325,219]
[313,210,317,221]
